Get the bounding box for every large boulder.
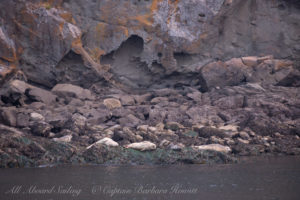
[26,87,57,105]
[199,58,250,91]
[1,80,57,105]
[52,84,94,100]
[199,57,295,91]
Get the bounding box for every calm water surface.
[0,156,299,200]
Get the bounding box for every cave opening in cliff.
[100,35,154,89]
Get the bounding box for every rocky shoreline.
[1,0,300,168]
[1,55,299,168]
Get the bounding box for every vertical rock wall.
[0,0,299,88]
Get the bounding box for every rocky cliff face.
[0,0,300,167]
[0,0,299,88]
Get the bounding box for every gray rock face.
[0,0,299,89]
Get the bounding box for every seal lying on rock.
[193,144,232,154]
[125,141,157,151]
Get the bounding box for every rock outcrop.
[0,0,299,89]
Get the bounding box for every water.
[0,156,300,200]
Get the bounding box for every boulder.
[71,113,86,133]
[165,122,184,131]
[16,113,30,128]
[150,97,169,104]
[241,56,258,67]
[0,80,31,105]
[52,84,94,100]
[186,106,223,125]
[30,112,45,121]
[118,114,141,128]
[248,59,294,85]
[276,69,300,87]
[186,91,202,102]
[26,87,57,105]
[239,131,250,140]
[194,144,231,154]
[137,125,149,132]
[0,107,17,127]
[198,127,228,138]
[237,138,249,144]
[200,59,250,91]
[149,107,167,125]
[45,111,71,131]
[103,98,122,109]
[30,121,52,137]
[7,80,31,94]
[125,141,157,151]
[133,93,152,104]
[86,137,119,149]
[120,95,135,106]
[219,125,239,137]
[199,57,295,91]
[85,108,112,124]
[212,95,244,110]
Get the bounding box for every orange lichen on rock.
[132,0,163,27]
[59,12,76,24]
[87,47,106,64]
[167,0,180,25]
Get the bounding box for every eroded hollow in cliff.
[100,35,202,91]
[101,35,155,88]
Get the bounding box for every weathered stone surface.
[165,122,184,131]
[103,98,122,109]
[200,58,250,91]
[26,87,57,105]
[200,56,296,91]
[119,95,135,106]
[16,112,30,128]
[0,107,17,127]
[241,56,258,67]
[6,80,30,94]
[71,113,86,134]
[118,114,141,128]
[30,113,45,122]
[85,108,112,124]
[197,127,228,139]
[52,84,94,100]
[30,121,52,137]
